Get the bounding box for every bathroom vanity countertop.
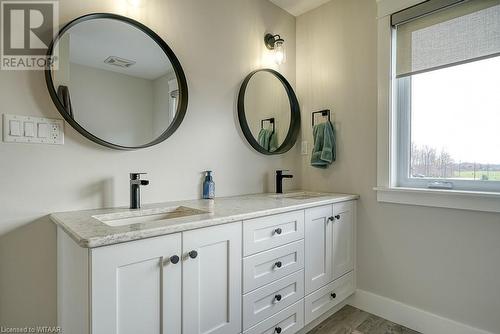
[50,191,359,248]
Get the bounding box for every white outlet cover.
[301,141,308,155]
[3,114,64,145]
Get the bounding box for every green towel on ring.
[311,121,336,168]
[258,128,271,151]
[269,131,278,152]
[258,128,278,152]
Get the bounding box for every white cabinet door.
[333,201,355,280]
[304,205,333,294]
[183,222,242,334]
[91,233,182,334]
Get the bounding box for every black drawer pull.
[274,261,282,268]
[275,327,282,334]
[274,294,282,302]
[188,250,198,259]
[328,216,334,222]
[335,214,341,220]
[274,228,282,235]
[169,255,180,264]
[331,292,337,298]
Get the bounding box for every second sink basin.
[270,192,328,200]
[93,206,210,227]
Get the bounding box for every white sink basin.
[93,206,209,227]
[270,192,328,200]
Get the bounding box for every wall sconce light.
[264,33,286,65]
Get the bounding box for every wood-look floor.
[307,305,421,334]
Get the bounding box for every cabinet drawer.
[243,270,304,330]
[244,211,304,256]
[304,271,354,325]
[244,240,304,293]
[243,300,304,334]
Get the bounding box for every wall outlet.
[301,141,308,155]
[3,114,64,145]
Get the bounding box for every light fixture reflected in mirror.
[264,33,286,65]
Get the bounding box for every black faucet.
[130,173,149,209]
[276,170,293,194]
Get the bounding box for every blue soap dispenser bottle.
[203,171,215,199]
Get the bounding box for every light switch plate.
[3,114,64,145]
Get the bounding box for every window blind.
[393,0,500,78]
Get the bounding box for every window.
[393,0,500,192]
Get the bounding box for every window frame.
[375,0,500,213]
[393,33,500,193]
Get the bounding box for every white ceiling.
[270,0,332,16]
[66,19,173,80]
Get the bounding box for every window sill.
[374,187,500,213]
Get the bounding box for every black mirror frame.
[238,69,300,155]
[45,13,188,150]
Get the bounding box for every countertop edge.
[52,194,360,248]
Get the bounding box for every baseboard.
[348,289,494,334]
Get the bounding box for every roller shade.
[394,0,500,78]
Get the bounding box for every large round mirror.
[238,69,300,155]
[45,13,188,150]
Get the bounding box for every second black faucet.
[276,170,293,194]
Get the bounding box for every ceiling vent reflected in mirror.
[104,56,136,68]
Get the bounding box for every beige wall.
[296,1,500,333]
[70,63,154,146]
[0,0,299,326]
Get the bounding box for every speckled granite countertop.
[50,191,359,248]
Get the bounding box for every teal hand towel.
[311,121,336,168]
[269,131,278,152]
[258,128,272,151]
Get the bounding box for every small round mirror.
[238,69,300,155]
[45,13,188,150]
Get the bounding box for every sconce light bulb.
[274,40,286,65]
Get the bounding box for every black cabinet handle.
[188,250,198,259]
[335,214,341,220]
[274,228,282,235]
[274,294,282,302]
[331,292,336,298]
[169,255,180,264]
[328,216,334,222]
[274,261,282,268]
[275,327,282,334]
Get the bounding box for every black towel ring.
[261,117,275,133]
[312,110,331,127]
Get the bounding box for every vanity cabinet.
[56,195,356,334]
